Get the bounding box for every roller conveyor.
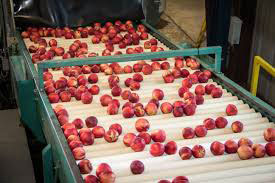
[21,28,275,183]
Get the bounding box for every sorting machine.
[1,1,275,183]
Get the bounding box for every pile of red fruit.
[22,21,170,63]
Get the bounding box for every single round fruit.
[265,142,275,156]
[210,141,225,155]
[179,147,192,160]
[231,121,243,133]
[130,160,144,174]
[164,141,178,155]
[237,145,254,160]
[150,142,165,157]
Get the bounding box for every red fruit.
[172,176,189,183]
[59,91,72,102]
[151,129,166,142]
[130,160,144,174]
[90,65,100,73]
[205,84,215,94]
[265,142,275,156]
[122,106,135,118]
[237,145,254,160]
[137,132,151,144]
[194,125,207,137]
[152,89,164,100]
[252,144,266,158]
[224,139,238,154]
[123,133,137,147]
[151,62,161,71]
[148,99,160,108]
[130,81,140,91]
[192,145,205,158]
[69,140,83,150]
[231,121,243,133]
[173,101,185,108]
[67,135,80,143]
[58,115,69,126]
[195,95,204,105]
[182,79,192,88]
[89,85,100,95]
[210,141,225,155]
[198,73,208,83]
[172,68,182,78]
[188,74,198,84]
[111,86,122,97]
[78,159,92,174]
[88,74,98,84]
[84,175,99,183]
[226,104,238,116]
[179,147,192,160]
[195,85,205,95]
[81,92,93,104]
[96,163,112,177]
[182,127,195,139]
[55,47,65,56]
[92,126,105,138]
[181,69,190,78]
[203,70,212,78]
[124,65,133,73]
[104,129,119,143]
[48,93,59,103]
[122,102,134,110]
[175,59,184,68]
[145,103,158,116]
[142,65,153,75]
[164,141,178,155]
[107,103,119,115]
[211,87,223,98]
[178,87,189,98]
[99,171,116,183]
[129,93,140,103]
[109,123,122,135]
[72,147,85,160]
[110,99,120,108]
[158,180,171,183]
[140,32,148,40]
[21,31,30,38]
[100,94,112,106]
[161,62,170,70]
[215,117,228,128]
[160,102,173,114]
[124,78,133,87]
[203,118,216,130]
[72,118,84,129]
[162,71,175,83]
[263,128,275,142]
[85,116,98,128]
[133,73,143,82]
[80,131,94,146]
[131,137,146,152]
[134,105,145,117]
[238,138,253,147]
[150,142,165,156]
[173,106,184,117]
[135,118,150,132]
[183,104,196,116]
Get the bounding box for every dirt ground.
[156,0,205,46]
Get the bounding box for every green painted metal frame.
[42,144,54,183]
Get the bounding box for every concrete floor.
[0,109,35,183]
[157,0,205,46]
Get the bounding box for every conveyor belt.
[23,33,275,183]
